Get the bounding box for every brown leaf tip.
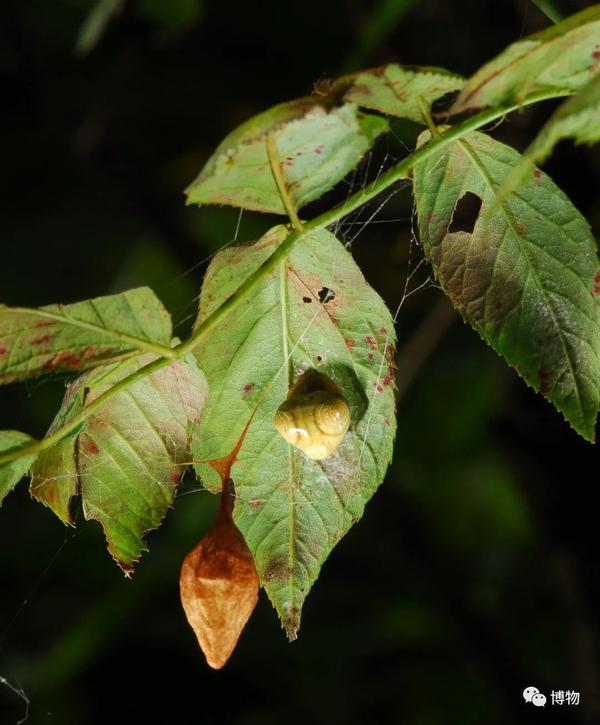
[180,508,259,669]
[284,607,300,642]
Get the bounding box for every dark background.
[1,0,600,723]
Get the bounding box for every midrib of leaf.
[278,260,298,634]
[457,138,585,421]
[123,388,174,462]
[267,134,303,230]
[7,307,176,358]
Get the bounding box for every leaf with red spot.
[185,100,387,214]
[31,352,207,570]
[0,431,37,505]
[452,5,600,113]
[30,375,87,522]
[191,225,396,638]
[413,130,600,440]
[0,287,173,385]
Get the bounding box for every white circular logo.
[523,686,539,703]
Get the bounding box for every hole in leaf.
[318,287,335,303]
[448,192,482,234]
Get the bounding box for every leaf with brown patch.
[414,130,600,440]
[30,352,208,570]
[191,225,396,638]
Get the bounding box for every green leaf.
[343,64,464,123]
[0,431,37,505]
[413,130,600,440]
[0,287,173,385]
[31,354,207,571]
[185,101,388,214]
[192,225,396,638]
[525,72,600,162]
[452,5,600,113]
[497,73,600,200]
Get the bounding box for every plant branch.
[0,88,571,468]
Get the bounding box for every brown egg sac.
[274,371,351,460]
[180,502,259,669]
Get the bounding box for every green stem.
[0,88,570,468]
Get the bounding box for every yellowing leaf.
[343,64,464,123]
[185,101,387,214]
[31,354,207,570]
[452,5,600,113]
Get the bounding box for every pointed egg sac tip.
[180,508,260,670]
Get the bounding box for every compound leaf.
[192,225,396,638]
[413,130,600,440]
